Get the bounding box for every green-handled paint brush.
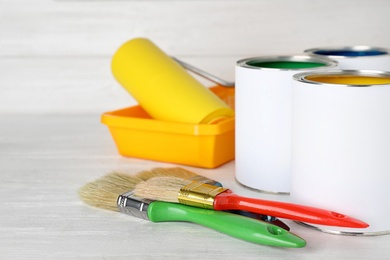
[79,172,306,248]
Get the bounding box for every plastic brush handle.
[213,192,369,228]
[147,201,305,248]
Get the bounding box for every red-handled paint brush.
[133,176,369,228]
[133,167,290,230]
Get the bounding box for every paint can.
[291,70,390,235]
[235,55,337,194]
[305,46,390,70]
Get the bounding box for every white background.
[1,0,390,115]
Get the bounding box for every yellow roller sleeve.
[111,38,234,124]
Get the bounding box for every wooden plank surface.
[1,114,389,259]
[2,0,390,57]
[2,0,390,114]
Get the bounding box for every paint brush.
[134,167,223,187]
[133,167,290,230]
[133,176,369,228]
[78,172,306,248]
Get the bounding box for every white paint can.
[235,55,337,194]
[291,70,390,235]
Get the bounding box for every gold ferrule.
[178,181,228,209]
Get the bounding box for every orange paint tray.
[101,86,235,168]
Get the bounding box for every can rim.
[296,221,390,237]
[236,55,337,71]
[293,69,390,87]
[305,46,390,59]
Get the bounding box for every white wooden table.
[1,114,389,259]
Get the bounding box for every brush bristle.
[78,172,143,211]
[133,176,192,203]
[134,167,198,181]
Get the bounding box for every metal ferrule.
[178,181,228,209]
[187,175,222,187]
[117,191,153,220]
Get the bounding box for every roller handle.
[213,192,369,228]
[147,201,305,248]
